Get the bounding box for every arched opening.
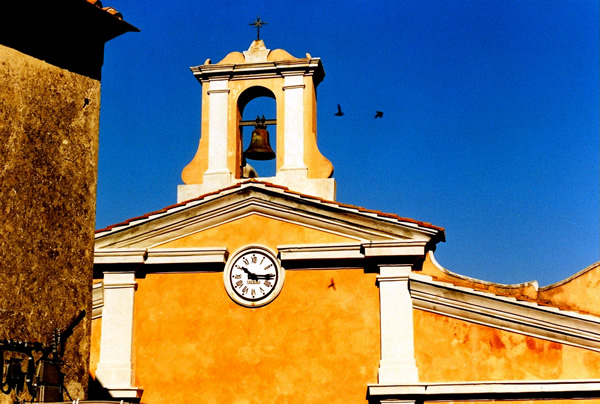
[238,87,277,179]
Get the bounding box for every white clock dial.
[224,246,284,307]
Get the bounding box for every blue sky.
[97,0,598,286]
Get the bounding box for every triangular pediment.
[95,182,444,268]
[96,182,444,250]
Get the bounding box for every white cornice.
[278,243,363,261]
[145,247,228,264]
[94,248,146,264]
[363,241,427,257]
[368,380,600,401]
[95,183,443,245]
[278,241,429,263]
[191,58,324,84]
[410,273,600,351]
[95,189,437,250]
[94,247,228,266]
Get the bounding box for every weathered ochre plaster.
[215,47,300,65]
[414,310,600,382]
[156,214,356,251]
[0,44,99,401]
[180,87,210,185]
[133,269,379,403]
[421,252,540,300]
[538,262,600,316]
[89,318,101,379]
[303,74,332,179]
[422,252,600,315]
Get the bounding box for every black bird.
[334,104,344,116]
[374,111,383,118]
[328,278,336,290]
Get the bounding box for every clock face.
[224,246,284,307]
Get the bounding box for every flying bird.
[328,278,336,290]
[334,104,344,116]
[374,111,383,118]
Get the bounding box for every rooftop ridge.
[96,180,445,237]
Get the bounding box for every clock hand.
[240,266,259,281]
[255,274,275,280]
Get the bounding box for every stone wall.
[0,44,101,402]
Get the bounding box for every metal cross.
[250,16,267,40]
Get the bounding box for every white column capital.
[377,265,412,282]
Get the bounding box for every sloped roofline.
[96,179,445,242]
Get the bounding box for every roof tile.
[96,180,446,237]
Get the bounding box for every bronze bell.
[244,116,275,161]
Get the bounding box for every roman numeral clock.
[224,246,285,307]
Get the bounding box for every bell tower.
[178,39,335,202]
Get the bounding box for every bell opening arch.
[237,86,277,179]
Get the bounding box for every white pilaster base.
[275,169,336,200]
[202,170,233,189]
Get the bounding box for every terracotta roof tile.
[102,7,123,20]
[96,180,446,237]
[86,0,124,20]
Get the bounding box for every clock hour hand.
[255,273,275,280]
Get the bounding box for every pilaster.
[203,79,232,188]
[280,74,306,172]
[377,265,419,384]
[95,271,142,400]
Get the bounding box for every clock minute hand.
[241,266,259,281]
[255,273,275,280]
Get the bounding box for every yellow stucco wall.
[89,318,101,379]
[156,214,356,250]
[91,215,600,402]
[421,251,600,316]
[414,310,600,382]
[539,262,600,316]
[96,214,378,403]
[133,268,379,403]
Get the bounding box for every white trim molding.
[94,247,228,270]
[278,243,363,261]
[363,241,427,258]
[368,379,600,402]
[145,247,228,265]
[94,249,146,264]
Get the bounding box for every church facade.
[90,40,600,403]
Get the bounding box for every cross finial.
[250,15,267,40]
